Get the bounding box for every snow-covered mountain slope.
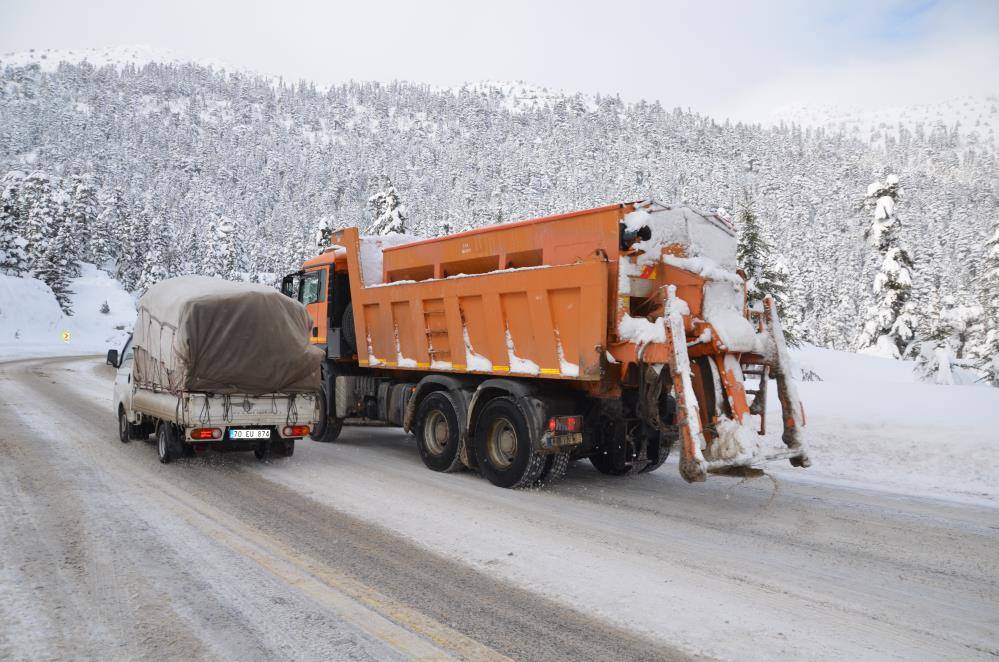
[0,264,134,359]
[768,95,999,147]
[0,45,232,73]
[1,54,996,353]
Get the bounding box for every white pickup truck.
[109,276,324,464]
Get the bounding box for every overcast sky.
[2,0,997,120]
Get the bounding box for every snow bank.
[0,264,134,359]
[765,344,999,502]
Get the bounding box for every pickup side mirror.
[106,349,119,367]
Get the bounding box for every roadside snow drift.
[0,263,134,358]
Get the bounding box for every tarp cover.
[133,276,323,395]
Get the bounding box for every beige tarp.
[133,276,323,395]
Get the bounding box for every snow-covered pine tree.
[197,216,219,277]
[51,184,84,279]
[66,175,98,269]
[214,216,244,281]
[93,187,127,269]
[976,219,999,385]
[857,175,918,358]
[913,295,984,384]
[21,171,60,272]
[314,214,336,251]
[366,177,407,235]
[0,171,28,276]
[34,242,74,315]
[736,193,794,344]
[115,204,147,292]
[136,214,171,293]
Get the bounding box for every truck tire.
[254,442,271,461]
[534,452,569,487]
[414,391,464,473]
[310,394,343,443]
[157,423,180,464]
[472,397,546,489]
[341,304,356,353]
[589,417,635,475]
[281,440,295,457]
[118,407,131,443]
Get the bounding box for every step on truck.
[282,200,809,487]
[110,276,323,463]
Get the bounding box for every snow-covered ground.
[768,345,999,503]
[0,264,134,360]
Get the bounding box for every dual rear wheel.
[414,393,567,489]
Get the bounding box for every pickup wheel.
[473,397,545,489]
[157,423,180,464]
[414,391,464,473]
[118,407,130,443]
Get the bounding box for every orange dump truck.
[280,200,809,488]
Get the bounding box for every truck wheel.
[534,452,569,487]
[310,395,343,443]
[254,442,271,461]
[157,423,179,464]
[281,440,295,457]
[589,417,635,475]
[341,304,356,353]
[414,391,464,473]
[118,407,130,443]
[473,397,546,488]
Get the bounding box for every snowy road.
[2,356,997,661]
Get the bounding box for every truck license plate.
[229,429,270,439]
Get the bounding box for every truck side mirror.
[106,349,119,367]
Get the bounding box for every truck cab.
[282,250,353,358]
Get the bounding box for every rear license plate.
[229,429,270,439]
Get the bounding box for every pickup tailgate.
[132,390,320,431]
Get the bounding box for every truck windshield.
[300,270,324,304]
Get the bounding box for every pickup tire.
[414,391,464,473]
[118,407,130,443]
[157,423,181,464]
[473,397,546,488]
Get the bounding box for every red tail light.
[282,425,310,437]
[547,416,582,434]
[191,427,222,440]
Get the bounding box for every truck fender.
[467,379,545,452]
[403,374,473,432]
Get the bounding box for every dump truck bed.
[360,260,607,379]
